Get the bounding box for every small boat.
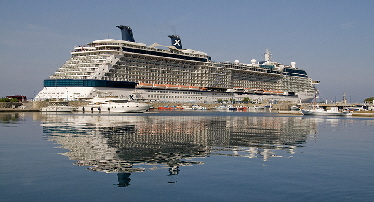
[290,106,300,111]
[41,102,76,112]
[157,106,175,110]
[215,105,229,111]
[237,106,248,111]
[228,105,239,110]
[80,97,150,113]
[253,106,265,109]
[191,105,206,110]
[181,105,193,110]
[301,106,352,116]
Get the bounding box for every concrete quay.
[351,111,374,117]
[1,101,373,117]
[0,102,39,112]
[0,108,40,112]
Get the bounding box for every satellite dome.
[251,59,256,64]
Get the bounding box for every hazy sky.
[1,0,373,103]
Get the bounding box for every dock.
[1,101,374,117]
[352,111,374,117]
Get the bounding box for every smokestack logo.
[173,39,181,47]
[168,35,182,49]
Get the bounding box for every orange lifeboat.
[137,83,153,89]
[178,85,189,90]
[153,84,166,89]
[189,86,200,91]
[166,84,179,90]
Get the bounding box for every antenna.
[264,49,272,62]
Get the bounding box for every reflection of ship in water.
[36,113,317,186]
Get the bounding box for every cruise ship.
[35,25,318,103]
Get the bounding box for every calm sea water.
[1,111,374,201]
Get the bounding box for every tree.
[0,98,19,102]
[364,97,374,103]
[242,97,250,104]
[0,98,11,102]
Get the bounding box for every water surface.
[1,111,373,201]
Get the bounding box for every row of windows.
[148,95,200,99]
[44,79,136,88]
[122,47,209,62]
[146,90,203,95]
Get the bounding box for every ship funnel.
[168,35,182,49]
[291,62,296,68]
[116,25,135,42]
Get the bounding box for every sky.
[1,0,373,103]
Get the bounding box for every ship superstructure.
[36,25,318,103]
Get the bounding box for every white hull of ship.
[36,86,315,103]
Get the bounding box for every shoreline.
[1,108,374,117]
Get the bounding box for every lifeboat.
[166,84,179,90]
[137,83,153,89]
[275,91,284,95]
[263,90,273,95]
[262,90,285,95]
[189,86,200,91]
[178,85,189,90]
[153,84,166,89]
[254,89,264,94]
[244,88,255,93]
[233,87,245,92]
